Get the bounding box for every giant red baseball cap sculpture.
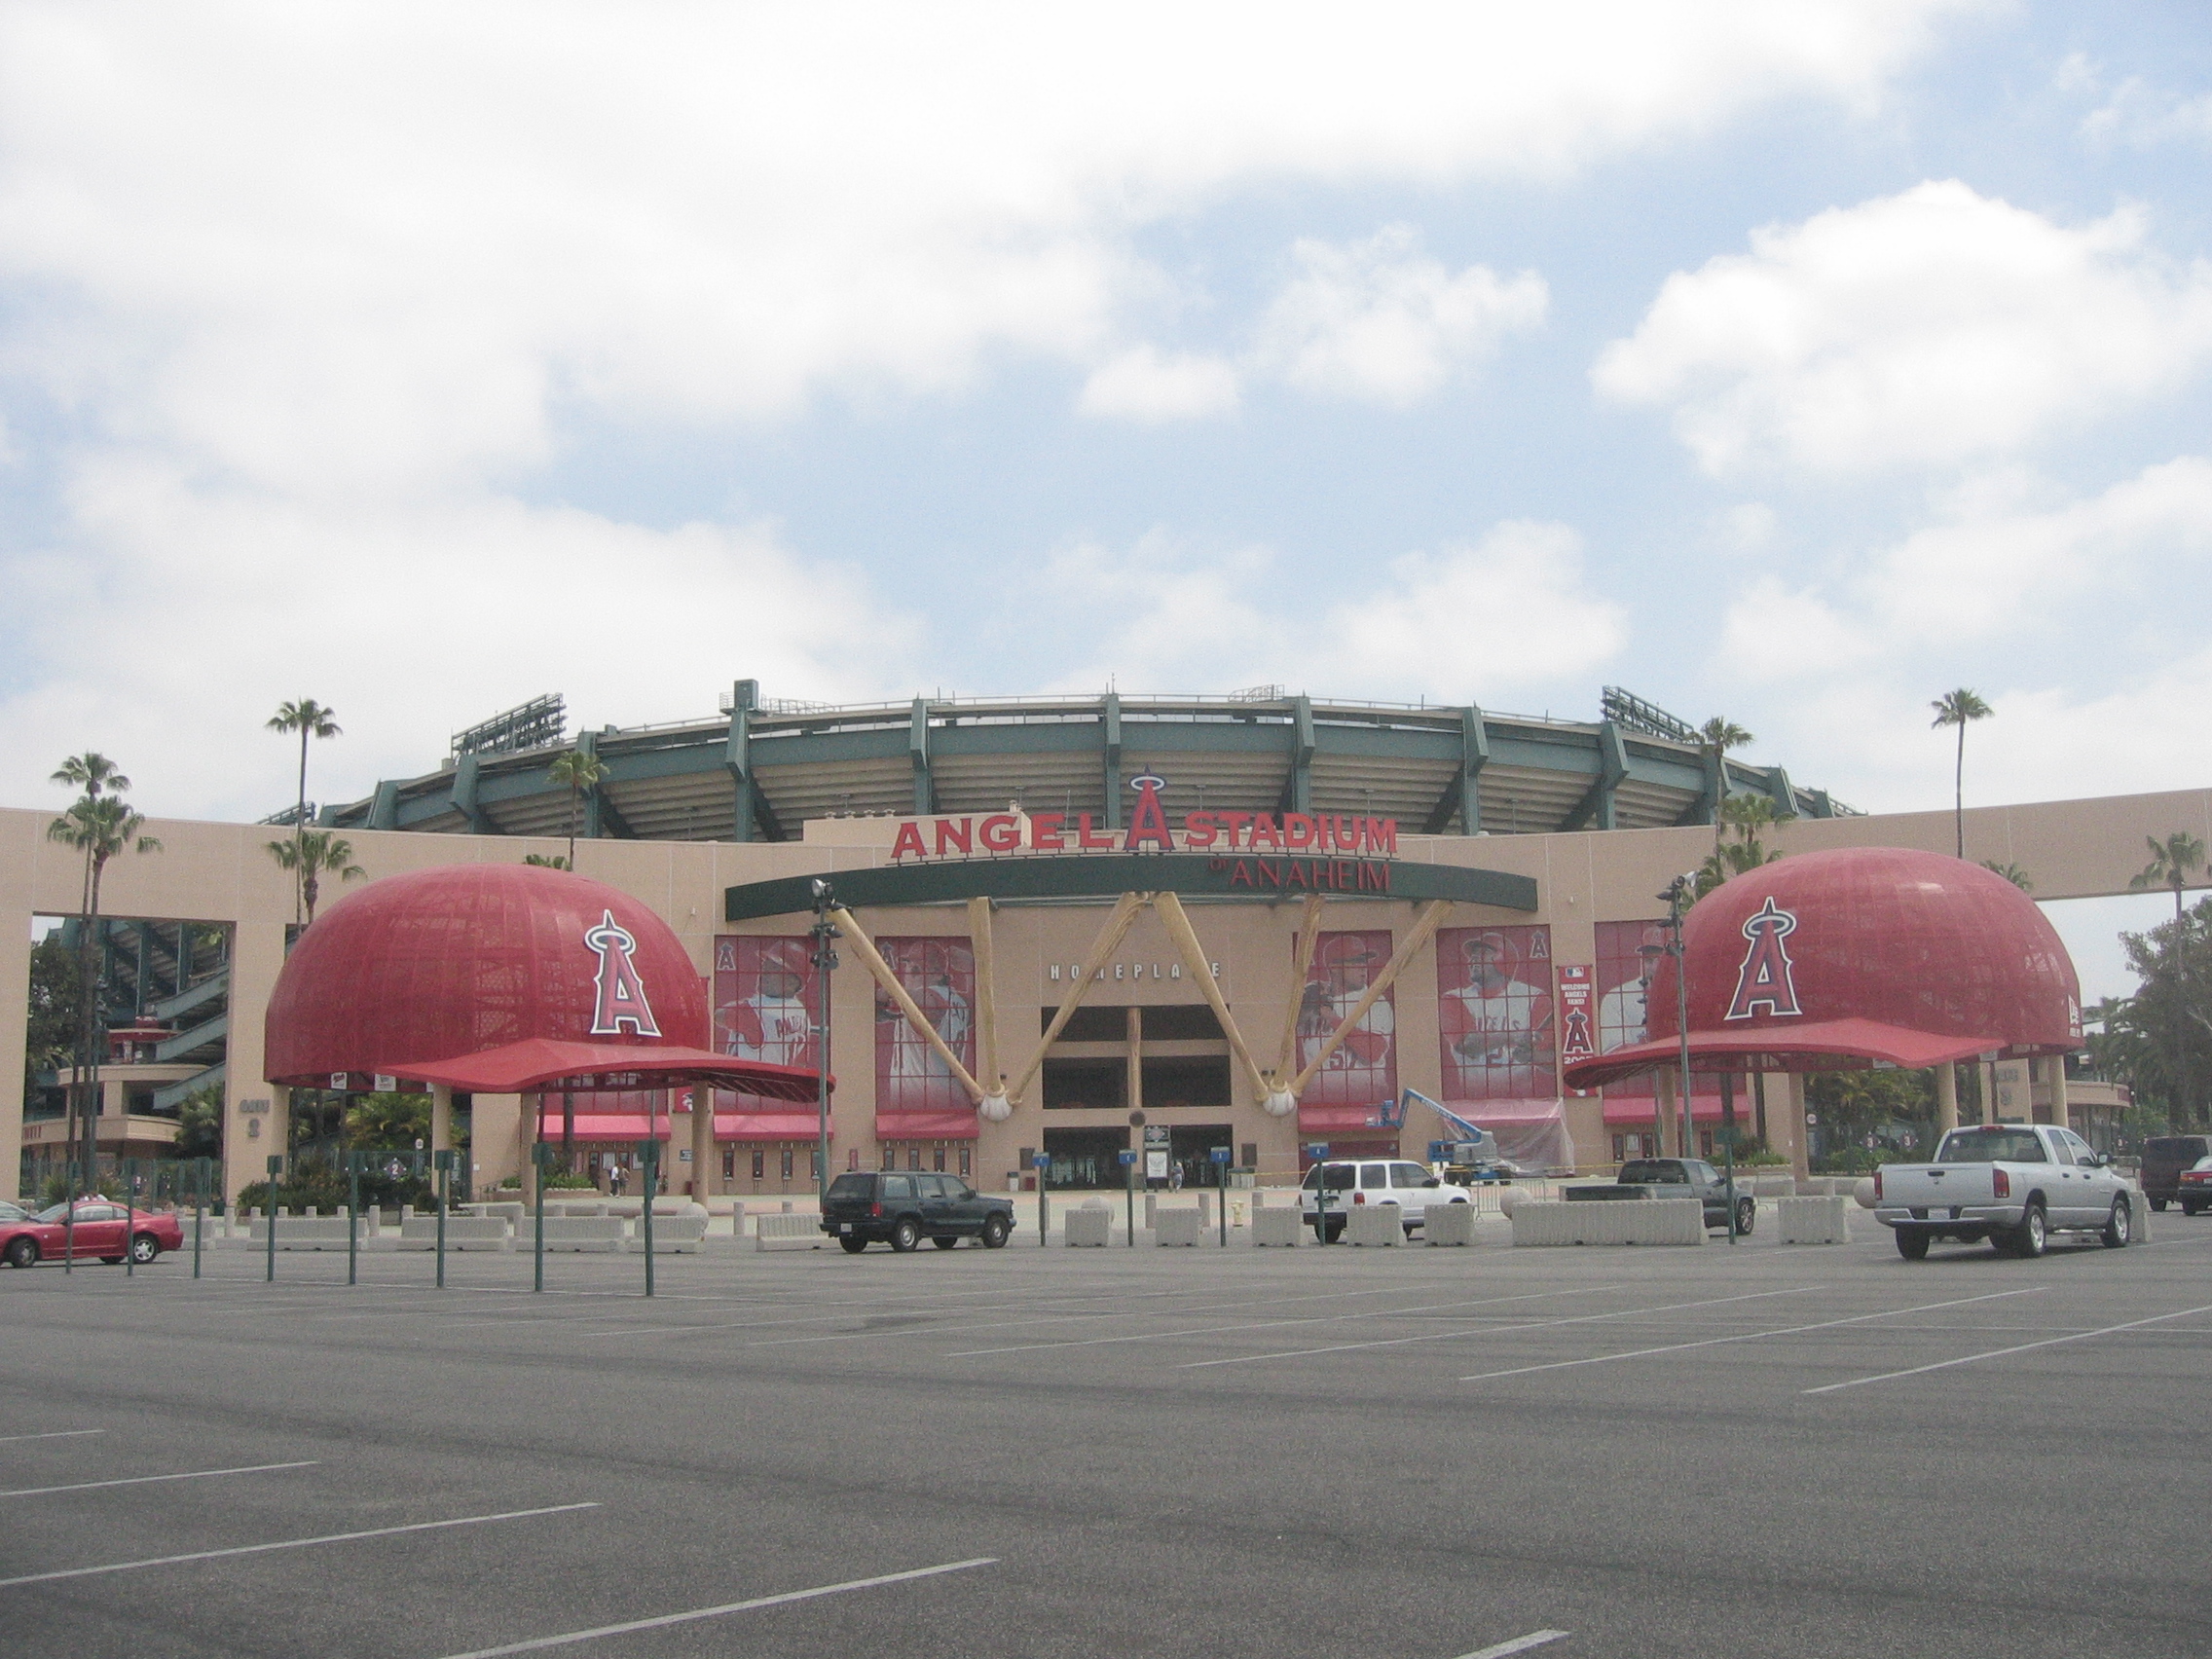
[264,863,820,1100]
[1563,847,2083,1089]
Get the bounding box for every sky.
[2,2,2207,999]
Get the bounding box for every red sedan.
[1,1198,184,1269]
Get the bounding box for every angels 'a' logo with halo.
[584,908,662,1037]
[1724,897,1803,1020]
[1125,771,1173,853]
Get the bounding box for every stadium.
[5,680,2173,1211]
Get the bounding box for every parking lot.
[4,1215,2209,1659]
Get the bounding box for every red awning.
[716,1112,828,1141]
[535,1112,672,1141]
[874,1109,979,1140]
[1564,1018,1996,1091]
[374,1038,825,1100]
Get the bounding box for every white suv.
[1299,1159,1472,1240]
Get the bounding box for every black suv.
[2140,1136,2211,1212]
[821,1171,1015,1253]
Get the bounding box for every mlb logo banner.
[1556,964,1596,1065]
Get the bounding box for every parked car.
[1,1198,184,1268]
[2139,1135,2210,1212]
[820,1171,1014,1253]
[2175,1156,2212,1216]
[1871,1123,2134,1259]
[1299,1160,1473,1241]
[1567,1159,1755,1235]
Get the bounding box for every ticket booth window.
[907,1146,923,1171]
[933,1145,946,1172]
[780,1146,794,1182]
[958,1147,972,1178]
[751,1149,765,1180]
[721,1150,735,1180]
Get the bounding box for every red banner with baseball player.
[1436,926,1556,1100]
[713,936,822,1138]
[1296,931,1398,1111]
[875,937,978,1131]
[1434,926,1571,1171]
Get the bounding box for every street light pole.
[809,879,840,1208]
[1662,874,1696,1163]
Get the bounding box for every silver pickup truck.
[1872,1123,2136,1260]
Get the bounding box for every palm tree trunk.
[79,853,109,1192]
[295,729,310,925]
[568,781,579,871]
[1953,722,1966,858]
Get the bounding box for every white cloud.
[1715,456,2212,687]
[0,464,917,820]
[1714,500,1780,553]
[2063,55,2212,149]
[1043,519,1625,701]
[1251,225,1547,406]
[1860,455,2212,643]
[1594,181,2212,475]
[1077,347,1241,422]
[0,4,1971,488]
[1718,577,1874,681]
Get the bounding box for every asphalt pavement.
[2,1210,2207,1659]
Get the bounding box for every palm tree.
[265,830,366,926]
[546,747,608,872]
[1698,718,1753,856]
[2132,832,2207,931]
[47,792,162,1190]
[522,853,571,869]
[2133,831,2207,1126]
[1929,688,1993,859]
[1980,861,2034,892]
[50,754,129,923]
[267,700,342,924]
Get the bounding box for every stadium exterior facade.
[5,684,2184,1208]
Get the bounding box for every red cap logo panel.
[1724,897,1803,1021]
[585,908,663,1037]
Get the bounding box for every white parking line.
[0,1459,318,1498]
[0,1502,600,1587]
[951,1285,1634,1359]
[1803,1300,2212,1394]
[1456,1288,2044,1382]
[1457,1632,1570,1658]
[0,1429,104,1444]
[429,1556,999,1657]
[1189,1287,1825,1370]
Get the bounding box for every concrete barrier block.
[538,1216,626,1252]
[245,1217,367,1250]
[1155,1207,1204,1247]
[628,1216,708,1253]
[1345,1205,1404,1247]
[1511,1198,1704,1247]
[756,1212,824,1251]
[396,1216,513,1251]
[1778,1194,1852,1244]
[1424,1202,1478,1246]
[1250,1207,1302,1247]
[1063,1208,1113,1247]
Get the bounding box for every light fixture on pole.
[809,878,840,1207]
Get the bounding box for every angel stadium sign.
[885,772,1400,862]
[722,772,1536,922]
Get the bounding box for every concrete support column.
[430,1085,453,1155]
[2047,1057,2070,1133]
[688,1088,715,1197]
[1783,1073,1810,1181]
[1936,1063,1959,1137]
[1654,1071,1676,1158]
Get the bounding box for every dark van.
[2140,1136,2210,1212]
